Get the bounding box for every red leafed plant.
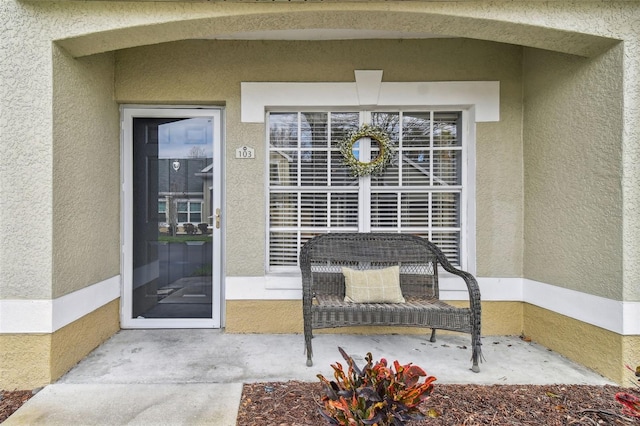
[615,364,640,418]
[317,347,436,425]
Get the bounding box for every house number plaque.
[235,146,255,159]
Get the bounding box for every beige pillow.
[342,265,405,303]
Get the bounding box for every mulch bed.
[236,381,640,425]
[0,390,34,423]
[3,383,639,424]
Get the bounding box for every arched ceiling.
[56,9,619,58]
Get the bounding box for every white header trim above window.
[241,70,500,123]
[354,70,383,105]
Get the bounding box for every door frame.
[120,105,225,328]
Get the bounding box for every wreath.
[338,124,395,177]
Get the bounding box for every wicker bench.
[300,233,482,372]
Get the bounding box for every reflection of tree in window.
[372,112,400,145]
[189,146,206,158]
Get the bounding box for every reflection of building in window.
[159,199,204,234]
[267,110,464,270]
[158,201,167,223]
[177,201,202,223]
[157,158,212,234]
[195,163,214,228]
[269,151,292,186]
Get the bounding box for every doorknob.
[215,208,221,229]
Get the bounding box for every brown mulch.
[2,383,639,425]
[0,390,34,423]
[236,381,640,425]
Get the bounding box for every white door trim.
[120,106,224,329]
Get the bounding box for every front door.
[122,107,223,328]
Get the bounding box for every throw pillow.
[342,265,405,303]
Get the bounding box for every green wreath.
[338,124,394,177]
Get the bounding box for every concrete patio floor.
[5,330,613,425]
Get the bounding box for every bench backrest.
[300,233,449,299]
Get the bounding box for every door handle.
[215,208,221,229]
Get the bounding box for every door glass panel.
[132,117,213,319]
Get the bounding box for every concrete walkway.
[5,330,613,425]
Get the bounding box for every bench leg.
[471,327,483,373]
[304,318,313,366]
[305,336,313,367]
[429,328,437,343]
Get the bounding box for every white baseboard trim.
[224,275,524,301]
[0,276,120,334]
[226,275,302,300]
[2,274,639,336]
[523,279,640,335]
[225,275,640,335]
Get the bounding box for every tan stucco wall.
[2,0,637,298]
[225,300,523,336]
[226,300,303,334]
[0,334,52,389]
[51,299,120,382]
[115,38,525,278]
[0,299,119,390]
[52,47,121,298]
[522,45,624,300]
[2,0,640,390]
[623,337,640,387]
[523,304,639,385]
[1,5,55,300]
[2,0,638,294]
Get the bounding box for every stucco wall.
[2,0,639,390]
[523,304,634,384]
[52,47,120,298]
[0,299,120,389]
[114,38,524,278]
[226,300,523,336]
[522,45,624,300]
[2,0,637,300]
[50,299,120,383]
[47,3,619,59]
[0,334,52,389]
[1,2,55,299]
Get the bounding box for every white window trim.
[241,70,499,123]
[243,71,500,276]
[266,109,470,270]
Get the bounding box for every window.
[176,200,202,224]
[267,110,465,271]
[158,200,167,223]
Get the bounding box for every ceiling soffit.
[56,10,619,58]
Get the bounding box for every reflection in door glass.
[132,117,214,319]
